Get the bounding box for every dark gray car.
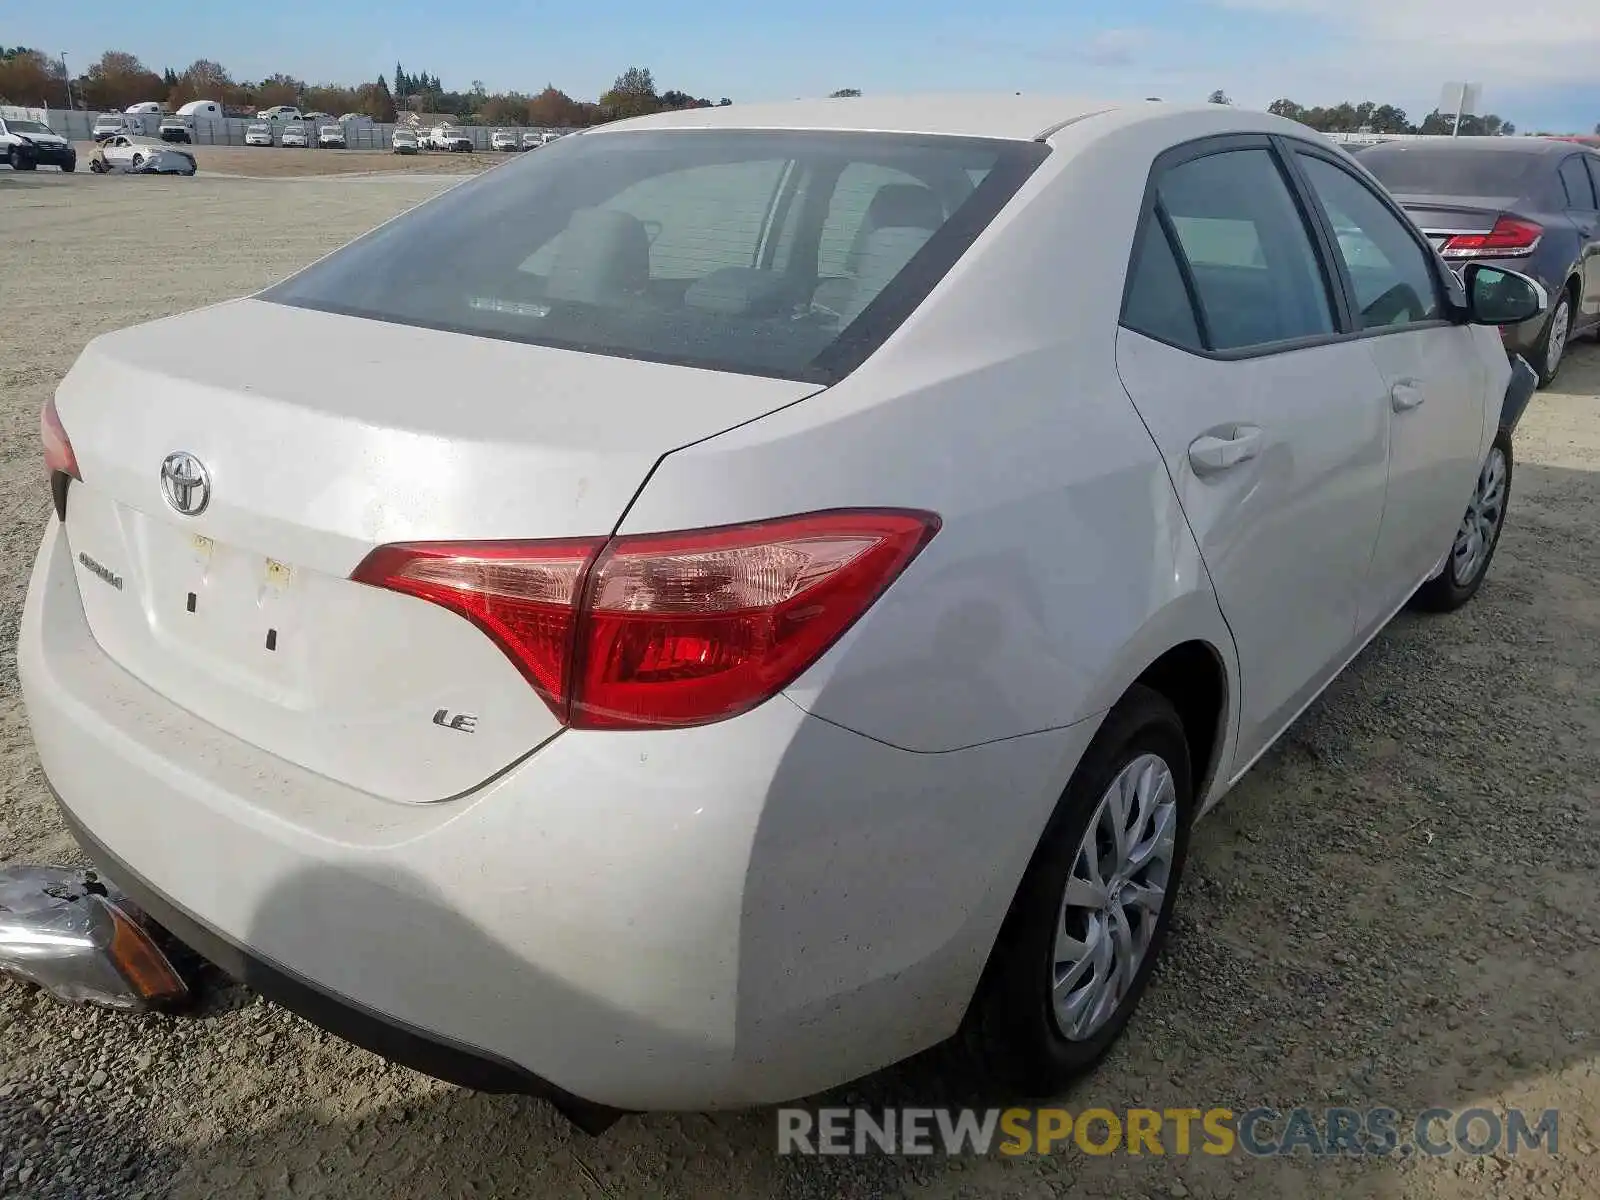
[1356,138,1600,386]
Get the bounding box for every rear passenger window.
[1157,149,1335,351]
[1559,157,1598,209]
[1122,217,1202,350]
[1588,157,1600,207]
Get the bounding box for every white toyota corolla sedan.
[23,95,1541,1130]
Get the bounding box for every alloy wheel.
[1452,446,1507,587]
[1051,753,1178,1041]
[1546,299,1570,378]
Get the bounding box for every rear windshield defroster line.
[261,129,1050,384]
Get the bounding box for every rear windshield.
[1357,146,1542,198]
[261,129,1047,382]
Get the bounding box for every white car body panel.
[52,298,820,798]
[23,95,1505,1113]
[23,521,1098,1107]
[1356,325,1501,629]
[1115,331,1389,767]
[100,135,168,168]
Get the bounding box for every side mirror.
[1462,262,1547,326]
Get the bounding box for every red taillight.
[352,509,940,730]
[41,396,80,480]
[352,538,603,718]
[1438,216,1543,259]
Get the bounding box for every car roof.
[592,93,1128,141]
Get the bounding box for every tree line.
[1206,90,1522,136]
[0,47,731,127]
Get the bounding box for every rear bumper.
[57,803,623,1132]
[20,516,1089,1111]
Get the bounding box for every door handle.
[1390,380,1426,412]
[1188,425,1262,475]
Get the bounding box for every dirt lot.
[1,169,1598,1200]
[67,141,503,177]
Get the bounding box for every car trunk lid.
[1388,193,1519,248]
[55,298,823,802]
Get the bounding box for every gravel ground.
[2,172,1599,1200]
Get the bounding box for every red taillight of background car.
[41,396,80,480]
[352,510,940,730]
[1438,216,1543,259]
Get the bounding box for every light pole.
[61,52,74,111]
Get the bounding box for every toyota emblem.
[160,451,211,516]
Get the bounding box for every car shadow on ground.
[10,426,1600,1200]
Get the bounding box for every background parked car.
[391,128,418,154]
[491,129,518,152]
[244,122,273,147]
[280,122,310,148]
[92,113,133,142]
[422,124,473,152]
[317,125,346,149]
[1356,137,1600,386]
[1,116,76,171]
[520,130,543,151]
[158,117,191,144]
[257,105,301,122]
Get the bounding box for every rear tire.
[962,685,1193,1095]
[1412,435,1512,613]
[61,160,75,173]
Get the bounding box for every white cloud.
[1213,0,1600,88]
[1083,28,1152,67]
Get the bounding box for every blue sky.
[23,0,1600,133]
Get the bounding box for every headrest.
[862,184,945,234]
[545,208,650,304]
[684,267,792,317]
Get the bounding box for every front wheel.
[61,160,75,173]
[131,153,144,168]
[963,685,1193,1094]
[1412,436,1512,613]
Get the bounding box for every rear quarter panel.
[620,110,1248,761]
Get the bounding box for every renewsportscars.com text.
[777,1106,1559,1158]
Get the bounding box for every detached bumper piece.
[1501,354,1538,437]
[0,864,188,1010]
